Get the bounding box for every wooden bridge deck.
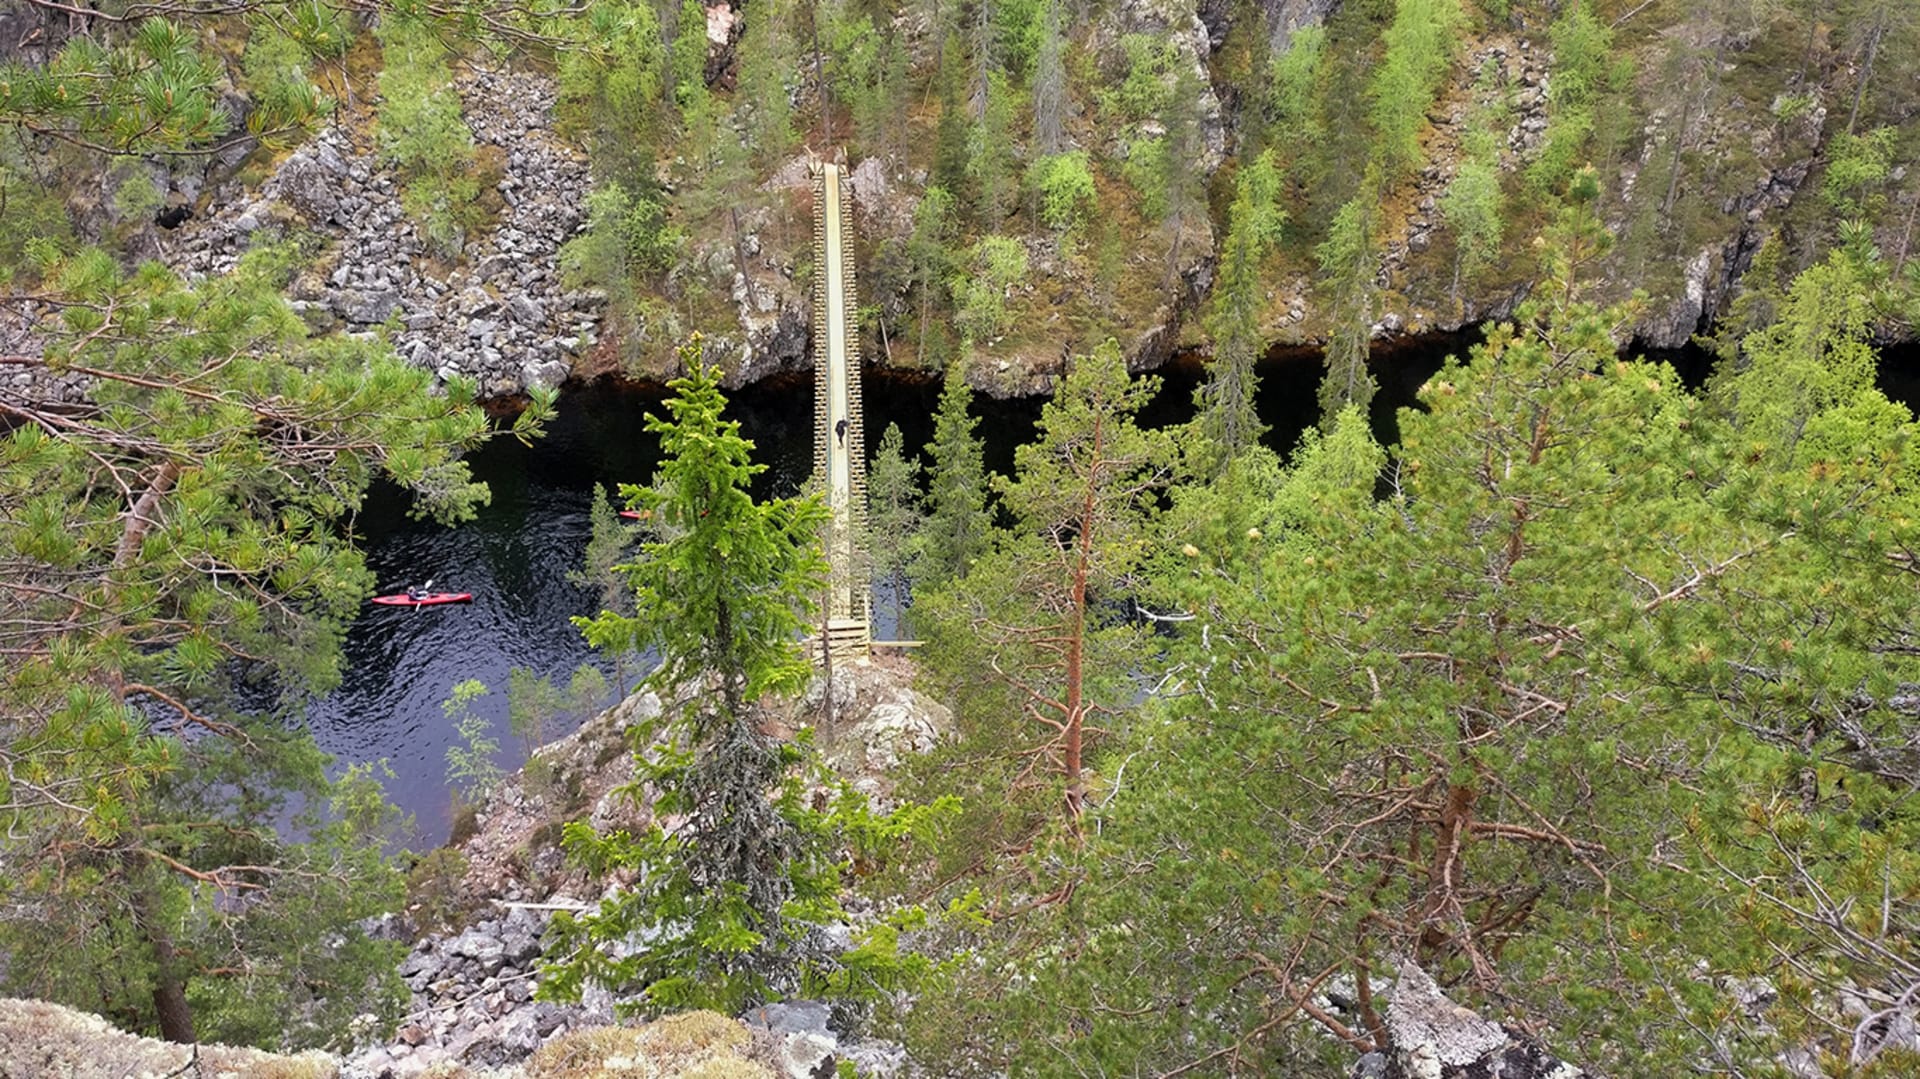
[811,162,869,660]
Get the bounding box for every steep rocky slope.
[95,0,1909,403]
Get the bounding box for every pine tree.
[569,484,642,692]
[960,195,1713,1071]
[0,241,546,1046]
[921,342,1180,824]
[0,19,240,155]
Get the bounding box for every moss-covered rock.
[0,997,337,1079]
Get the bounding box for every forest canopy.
[2,0,1919,1072]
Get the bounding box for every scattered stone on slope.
[787,656,954,808]
[167,68,595,400]
[343,659,942,1075]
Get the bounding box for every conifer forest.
[3,0,1920,1074]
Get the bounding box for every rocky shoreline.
[339,660,949,1077]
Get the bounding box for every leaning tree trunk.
[1845,13,1887,135]
[133,885,196,1044]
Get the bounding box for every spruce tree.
[546,341,837,1013]
[866,422,923,630]
[1315,193,1380,425]
[914,361,992,587]
[734,0,799,168]
[1031,0,1068,156]
[1199,150,1286,467]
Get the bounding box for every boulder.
[774,1031,838,1079]
[744,999,833,1038]
[337,288,402,326]
[449,927,508,973]
[522,359,570,391]
[275,150,341,225]
[507,292,546,327]
[1363,959,1590,1079]
[452,1009,543,1066]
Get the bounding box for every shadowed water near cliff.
[313,332,1920,844]
[306,374,885,844]
[303,336,1475,845]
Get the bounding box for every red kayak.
[618,509,647,520]
[371,592,473,606]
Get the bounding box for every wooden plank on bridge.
[810,160,871,662]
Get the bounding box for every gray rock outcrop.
[1356,960,1590,1079]
[168,68,597,399]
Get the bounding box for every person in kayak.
[406,584,429,601]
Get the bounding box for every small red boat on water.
[618,509,647,520]
[371,592,473,607]
[372,580,471,606]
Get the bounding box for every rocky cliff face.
[33,0,1915,401]
[165,68,601,399]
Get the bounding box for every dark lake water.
[310,332,1920,844]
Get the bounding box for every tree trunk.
[1796,0,1821,84]
[819,589,835,732]
[1061,412,1102,823]
[133,885,196,1044]
[1894,187,1919,278]
[151,936,197,1044]
[1845,11,1886,135]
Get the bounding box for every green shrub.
[406,847,474,933]
[559,180,683,299]
[1119,135,1170,220]
[442,678,503,808]
[1098,34,1178,124]
[1823,126,1897,219]
[950,236,1029,343]
[1029,151,1097,232]
[374,14,487,255]
[241,35,330,146]
[109,164,164,225]
[0,145,72,283]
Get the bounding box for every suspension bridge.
[811,161,870,661]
